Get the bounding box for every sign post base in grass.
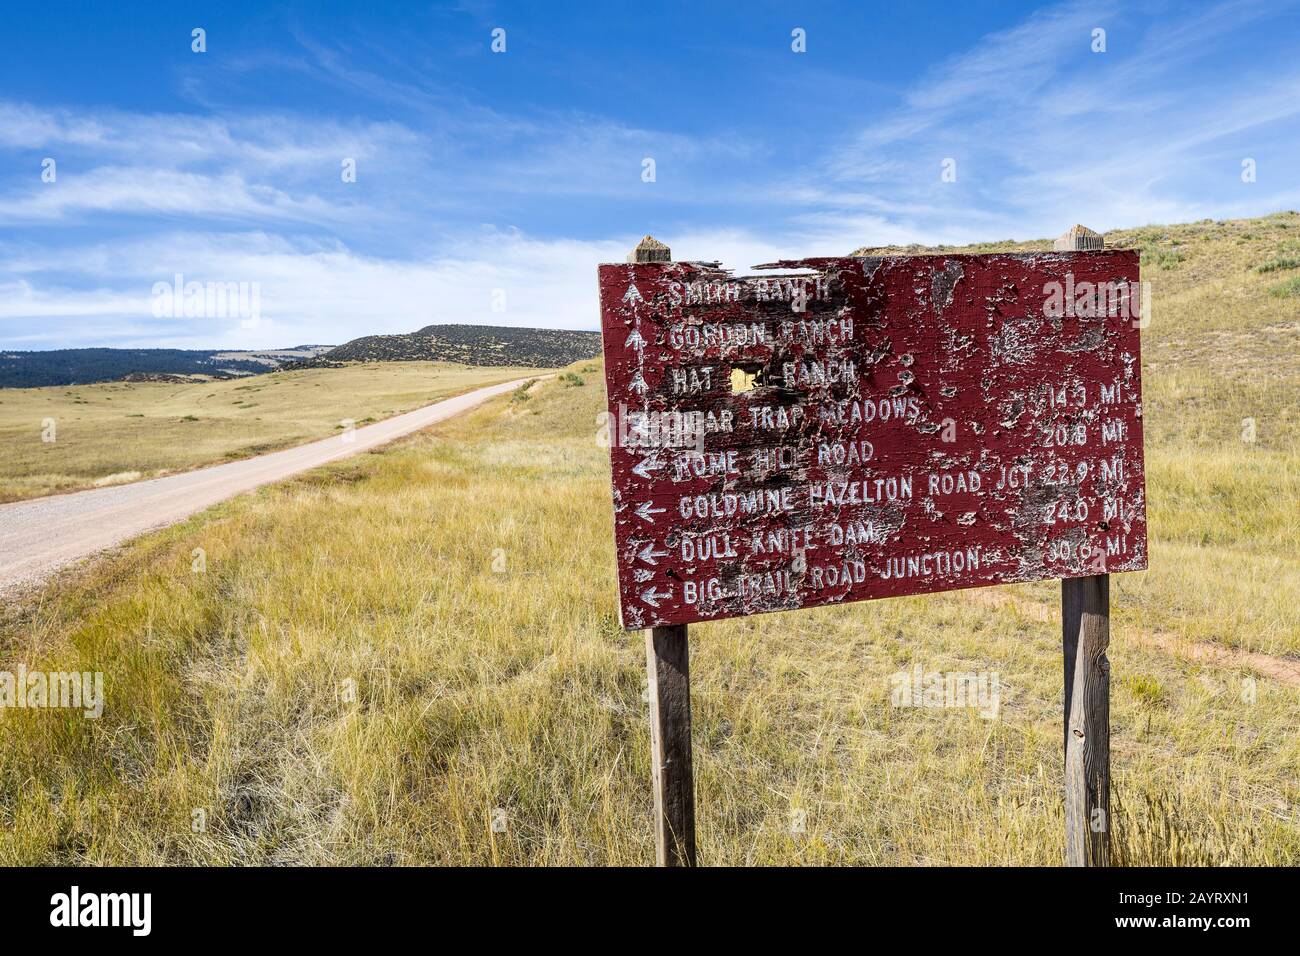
[1057,223,1112,867]
[630,237,698,867]
[646,623,696,867]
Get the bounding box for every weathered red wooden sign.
[598,251,1146,630]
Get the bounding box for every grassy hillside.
[0,361,545,502]
[0,213,1296,866]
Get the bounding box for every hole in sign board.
[730,364,766,394]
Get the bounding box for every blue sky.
[1,0,1298,349]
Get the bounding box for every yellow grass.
[0,361,547,503]
[1,214,1297,865]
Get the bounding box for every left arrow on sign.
[635,501,666,523]
[637,542,670,565]
[640,586,672,608]
[632,454,663,480]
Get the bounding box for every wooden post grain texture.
[1063,574,1110,866]
[645,624,696,866]
[631,235,697,867]
[1057,223,1112,867]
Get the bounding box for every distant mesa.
[305,324,601,370]
[0,346,335,389]
[0,325,598,388]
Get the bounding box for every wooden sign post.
[600,228,1144,867]
[1056,224,1112,867]
[629,237,698,867]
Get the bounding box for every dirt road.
[0,376,538,592]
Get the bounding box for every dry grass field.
[0,213,1297,866]
[0,361,547,503]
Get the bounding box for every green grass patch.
[1268,275,1300,298]
[1256,256,1300,274]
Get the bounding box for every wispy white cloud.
[0,168,348,224]
[0,101,425,228]
[0,102,409,167]
[820,0,1300,239]
[904,2,1113,114]
[0,214,917,350]
[2,1,1298,349]
[0,230,627,348]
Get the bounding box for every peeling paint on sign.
[598,252,1147,630]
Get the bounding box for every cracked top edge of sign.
[598,249,1137,275]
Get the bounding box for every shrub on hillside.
[1267,275,1300,298]
[1140,243,1187,270]
[1256,256,1300,274]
